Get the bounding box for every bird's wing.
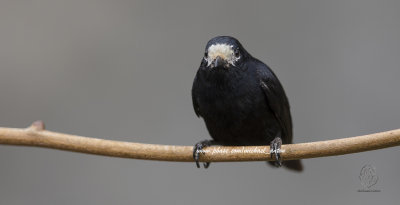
[257,63,293,143]
[191,71,201,117]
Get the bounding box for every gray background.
[1,0,399,204]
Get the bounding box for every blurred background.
[1,0,399,204]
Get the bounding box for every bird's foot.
[193,140,213,168]
[270,137,282,167]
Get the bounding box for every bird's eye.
[234,49,240,58]
[204,52,208,58]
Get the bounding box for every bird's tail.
[268,159,303,172]
[283,160,303,172]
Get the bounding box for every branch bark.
[0,121,399,162]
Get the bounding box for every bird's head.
[202,36,248,70]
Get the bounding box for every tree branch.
[0,121,399,162]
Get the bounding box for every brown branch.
[0,121,399,162]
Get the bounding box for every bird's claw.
[193,140,212,168]
[270,137,282,167]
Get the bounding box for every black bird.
[192,36,303,171]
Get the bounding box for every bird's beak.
[213,56,227,68]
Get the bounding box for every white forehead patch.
[205,43,239,67]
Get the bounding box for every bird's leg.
[270,137,282,167]
[193,140,215,168]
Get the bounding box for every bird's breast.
[198,76,265,123]
[194,70,280,144]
